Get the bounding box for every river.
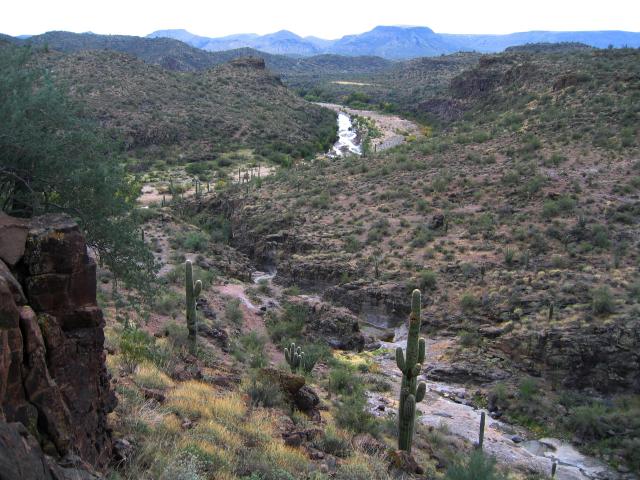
[329,111,362,157]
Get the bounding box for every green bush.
[119,327,158,369]
[313,426,351,458]
[565,403,608,440]
[592,286,615,315]
[171,231,210,253]
[460,292,479,312]
[418,269,437,290]
[445,451,505,480]
[266,304,306,344]
[334,392,379,436]
[344,235,361,253]
[518,377,539,402]
[328,365,360,396]
[225,298,244,326]
[232,332,267,369]
[244,373,285,408]
[153,290,182,315]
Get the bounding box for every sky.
[2,0,639,39]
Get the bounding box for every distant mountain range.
[148,25,640,59]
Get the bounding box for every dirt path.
[317,102,422,152]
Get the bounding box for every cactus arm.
[416,382,426,403]
[418,338,426,364]
[395,347,406,372]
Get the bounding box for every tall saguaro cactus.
[396,289,427,452]
[185,260,202,351]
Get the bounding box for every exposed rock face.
[496,318,640,393]
[288,297,365,351]
[324,281,411,328]
[0,213,115,475]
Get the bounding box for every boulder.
[387,449,424,475]
[260,367,305,395]
[286,297,365,351]
[0,213,29,266]
[293,385,320,413]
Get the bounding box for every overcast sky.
[3,0,639,38]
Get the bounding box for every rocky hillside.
[193,46,640,472]
[0,213,115,478]
[32,49,337,163]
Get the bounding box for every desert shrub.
[134,362,174,390]
[153,289,183,315]
[328,365,360,396]
[300,343,330,375]
[460,292,479,312]
[165,263,216,290]
[244,374,285,408]
[418,269,437,290]
[334,392,379,436]
[232,332,267,369]
[411,225,434,247]
[344,235,361,253]
[503,248,516,267]
[565,403,609,440]
[313,426,351,458]
[591,225,610,249]
[266,304,306,344]
[119,327,158,370]
[172,231,210,252]
[459,330,482,347]
[445,451,505,480]
[628,282,640,302]
[518,377,539,402]
[225,298,244,326]
[592,286,615,315]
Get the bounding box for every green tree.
[0,45,156,293]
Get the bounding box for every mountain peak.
[371,25,435,34]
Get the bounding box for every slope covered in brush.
[36,49,337,162]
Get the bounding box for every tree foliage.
[0,45,156,293]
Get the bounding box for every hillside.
[186,46,640,473]
[34,49,337,164]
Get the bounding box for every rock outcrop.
[0,213,115,476]
[324,281,411,328]
[288,297,365,351]
[496,318,640,393]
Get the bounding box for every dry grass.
[133,362,175,390]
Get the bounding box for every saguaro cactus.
[396,289,427,452]
[478,411,486,450]
[185,260,202,351]
[284,342,304,372]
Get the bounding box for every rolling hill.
[28,47,337,164]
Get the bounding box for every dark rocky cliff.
[0,213,115,479]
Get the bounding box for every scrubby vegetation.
[8,31,639,479]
